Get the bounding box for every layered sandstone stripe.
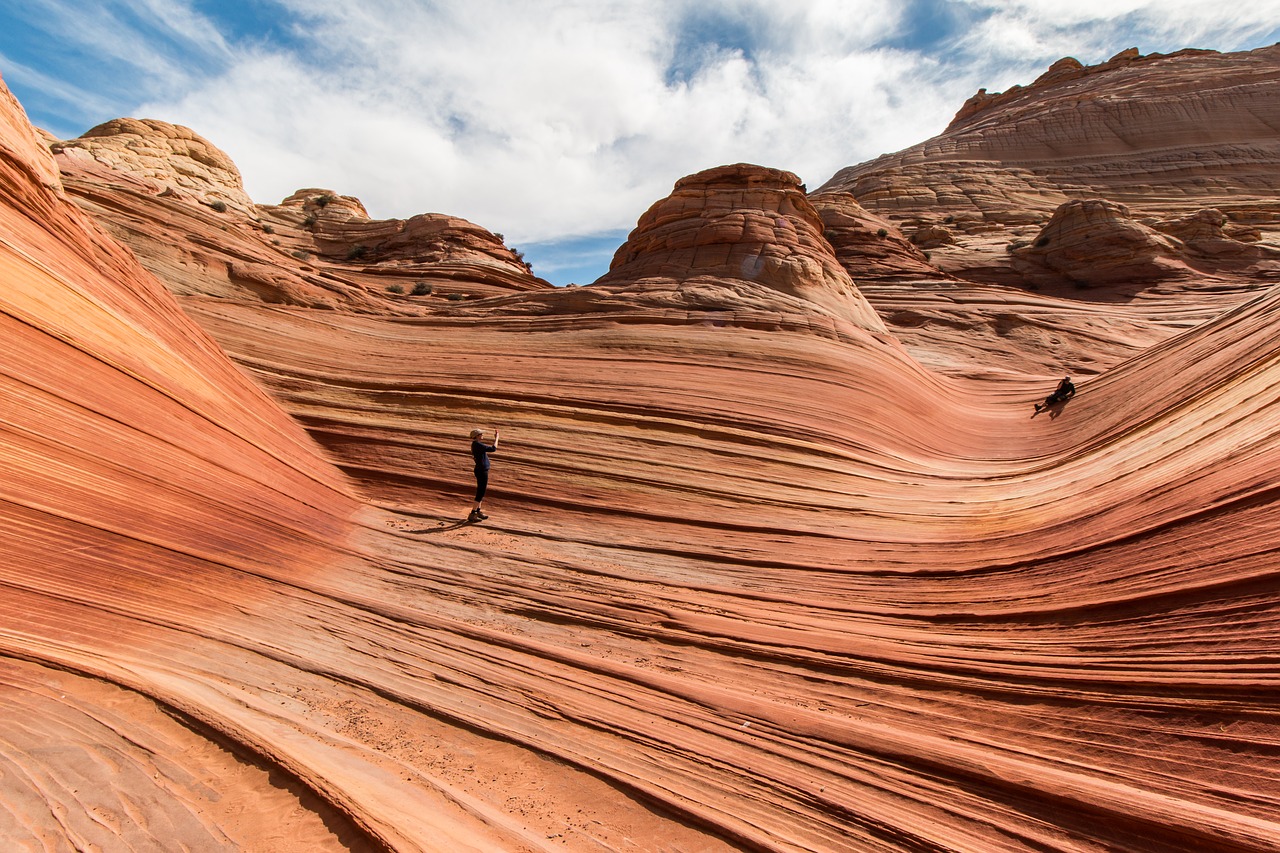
[182,275,1280,852]
[4,59,1280,853]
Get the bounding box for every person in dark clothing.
[468,427,499,522]
[1035,376,1076,413]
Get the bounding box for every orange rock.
[1010,198,1191,287]
[268,188,541,287]
[818,44,1280,287]
[809,191,946,281]
[51,123,551,308]
[600,164,886,330]
[1155,207,1280,264]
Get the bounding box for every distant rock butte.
[809,44,1280,376]
[1010,198,1191,288]
[598,164,886,331]
[1155,206,1279,265]
[52,122,549,309]
[53,117,254,211]
[816,44,1280,289]
[266,187,540,287]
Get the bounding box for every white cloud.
[143,0,947,241]
[953,1,1280,65]
[9,0,1280,278]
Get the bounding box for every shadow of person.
[1031,398,1073,419]
[409,517,477,534]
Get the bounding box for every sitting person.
[1035,376,1076,413]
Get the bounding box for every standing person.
[1034,376,1076,413]
[468,427,499,522]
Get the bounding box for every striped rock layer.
[2,51,1280,853]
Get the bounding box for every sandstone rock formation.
[5,49,1280,853]
[1155,207,1280,266]
[1009,198,1192,288]
[52,122,550,310]
[266,187,542,289]
[817,44,1280,288]
[53,116,255,211]
[813,45,1280,377]
[596,164,886,331]
[809,190,946,281]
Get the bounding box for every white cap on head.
[469,428,483,439]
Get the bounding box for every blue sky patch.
[665,7,764,86]
[878,0,988,52]
[519,230,631,287]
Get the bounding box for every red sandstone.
[2,44,1280,852]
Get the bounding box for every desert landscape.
[2,42,1279,852]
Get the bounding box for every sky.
[2,1,1278,285]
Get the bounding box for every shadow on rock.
[410,517,479,534]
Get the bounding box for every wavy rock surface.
[181,263,1280,853]
[4,62,1280,853]
[0,78,376,849]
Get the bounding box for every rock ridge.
[948,47,1218,130]
[51,122,550,309]
[815,43,1280,294]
